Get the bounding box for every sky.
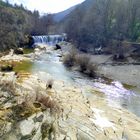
[8,0,85,14]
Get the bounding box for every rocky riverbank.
[60,42,140,88]
[0,44,140,140]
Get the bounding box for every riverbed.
[0,43,140,139]
[28,44,140,117]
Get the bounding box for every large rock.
[1,64,13,72]
[20,119,35,136]
[14,48,24,55]
[55,44,61,50]
[0,64,140,140]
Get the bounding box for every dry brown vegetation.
[0,76,60,122]
[63,48,77,67]
[36,92,60,114]
[63,49,97,77]
[35,83,60,114]
[0,80,16,96]
[46,78,54,89]
[75,54,90,72]
[11,101,38,121]
[64,0,140,54]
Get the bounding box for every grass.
[123,83,136,90]
[23,48,34,54]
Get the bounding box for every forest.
[63,0,140,53]
[0,0,140,54]
[0,0,54,51]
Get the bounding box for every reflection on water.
[31,47,140,117]
[93,81,140,116]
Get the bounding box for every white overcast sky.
[8,0,85,13]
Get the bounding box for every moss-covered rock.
[1,64,13,72]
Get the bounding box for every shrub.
[11,101,37,121]
[63,48,77,67]
[0,80,16,96]
[63,48,98,77]
[75,54,90,72]
[36,93,60,114]
[46,78,54,89]
[63,53,75,67]
[87,62,97,77]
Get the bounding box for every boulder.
[55,44,61,50]
[1,65,13,72]
[20,119,35,136]
[14,48,24,55]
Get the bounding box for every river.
[30,43,140,117]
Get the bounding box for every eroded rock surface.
[0,72,140,140]
[0,44,140,140]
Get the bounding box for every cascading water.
[32,34,66,45]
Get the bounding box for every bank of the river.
[87,54,140,88]
[99,64,140,88]
[60,42,140,88]
[0,43,140,140]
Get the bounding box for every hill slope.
[62,0,140,53]
[0,1,35,51]
[53,5,78,22]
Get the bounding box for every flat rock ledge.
[0,72,140,140]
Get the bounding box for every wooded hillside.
[63,0,140,52]
[0,0,54,51]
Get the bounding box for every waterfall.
[32,34,66,45]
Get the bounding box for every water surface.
[29,45,140,117]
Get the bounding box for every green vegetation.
[123,83,136,90]
[23,48,34,54]
[1,0,139,57]
[0,0,54,52]
[0,0,32,51]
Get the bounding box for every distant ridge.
[53,5,78,22]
